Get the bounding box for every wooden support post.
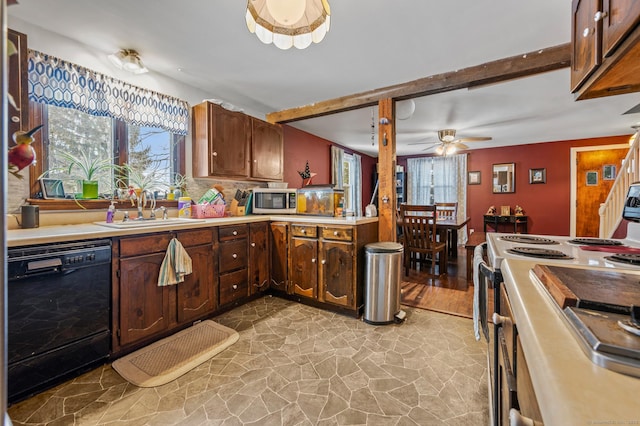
[377,98,397,242]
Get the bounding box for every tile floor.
[8,297,489,425]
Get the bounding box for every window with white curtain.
[406,154,468,243]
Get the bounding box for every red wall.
[282,125,377,212]
[464,135,630,236]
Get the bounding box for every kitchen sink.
[94,218,206,228]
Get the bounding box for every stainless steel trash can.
[363,242,405,325]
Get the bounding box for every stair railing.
[599,132,640,238]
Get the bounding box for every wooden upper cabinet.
[571,0,601,91]
[7,29,29,139]
[192,102,284,181]
[603,0,640,56]
[572,0,640,99]
[192,102,251,178]
[251,118,283,181]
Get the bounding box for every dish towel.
[472,244,488,341]
[158,238,192,286]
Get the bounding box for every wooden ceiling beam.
[266,42,571,124]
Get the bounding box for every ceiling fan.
[411,129,492,155]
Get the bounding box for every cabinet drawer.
[177,228,213,247]
[219,269,248,305]
[321,226,353,242]
[119,233,173,257]
[500,283,516,367]
[219,224,248,241]
[219,239,248,273]
[291,224,317,238]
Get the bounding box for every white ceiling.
[8,0,640,157]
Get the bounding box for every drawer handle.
[321,259,326,265]
[232,253,238,259]
[232,230,238,236]
[492,313,509,325]
[311,258,316,263]
[251,242,256,247]
[301,229,306,234]
[232,284,238,290]
[333,231,339,236]
[509,408,535,426]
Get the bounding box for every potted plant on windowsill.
[43,150,115,199]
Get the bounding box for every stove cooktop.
[605,253,640,266]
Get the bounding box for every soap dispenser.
[106,201,116,223]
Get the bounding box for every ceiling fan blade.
[454,142,469,150]
[421,143,440,151]
[407,140,437,146]
[455,136,492,143]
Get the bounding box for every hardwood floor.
[401,246,494,319]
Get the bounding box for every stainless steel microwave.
[252,188,297,214]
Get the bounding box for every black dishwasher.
[7,239,112,403]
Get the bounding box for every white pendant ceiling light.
[246,0,331,50]
[396,99,415,120]
[108,49,148,74]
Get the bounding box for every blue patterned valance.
[27,49,190,135]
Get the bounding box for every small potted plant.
[42,150,115,199]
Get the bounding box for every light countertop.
[7,214,378,247]
[501,259,640,425]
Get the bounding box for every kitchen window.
[31,102,185,202]
[26,49,189,207]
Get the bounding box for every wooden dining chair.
[436,202,458,253]
[399,204,448,277]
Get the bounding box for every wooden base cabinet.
[287,221,377,315]
[270,222,289,293]
[218,224,249,306]
[249,222,270,295]
[114,228,216,352]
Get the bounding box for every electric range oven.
[478,225,640,425]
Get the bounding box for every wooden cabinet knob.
[212,152,218,156]
[321,259,326,265]
[232,230,238,236]
[232,253,238,259]
[333,231,339,236]
[232,284,238,290]
[594,10,607,22]
[311,258,316,263]
[251,242,256,247]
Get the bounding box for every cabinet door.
[270,222,289,293]
[571,0,602,91]
[176,244,215,324]
[602,0,640,56]
[251,118,283,181]
[249,222,270,295]
[119,253,170,346]
[320,240,354,308]
[210,105,251,177]
[7,29,28,139]
[290,237,318,299]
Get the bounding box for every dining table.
[397,215,470,259]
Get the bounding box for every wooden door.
[176,244,215,324]
[270,222,289,293]
[251,118,283,181]
[320,240,354,308]
[249,222,270,295]
[119,253,170,346]
[210,104,251,177]
[571,0,602,91]
[576,147,627,236]
[602,0,640,56]
[290,236,318,299]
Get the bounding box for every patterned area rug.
[112,320,239,387]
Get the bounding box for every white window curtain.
[352,153,362,217]
[331,145,344,189]
[407,154,468,243]
[27,50,190,135]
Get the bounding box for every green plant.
[56,150,115,182]
[118,163,169,193]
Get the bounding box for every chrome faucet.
[150,206,167,220]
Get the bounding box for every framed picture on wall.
[603,164,616,180]
[468,171,481,185]
[586,170,598,186]
[529,168,546,184]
